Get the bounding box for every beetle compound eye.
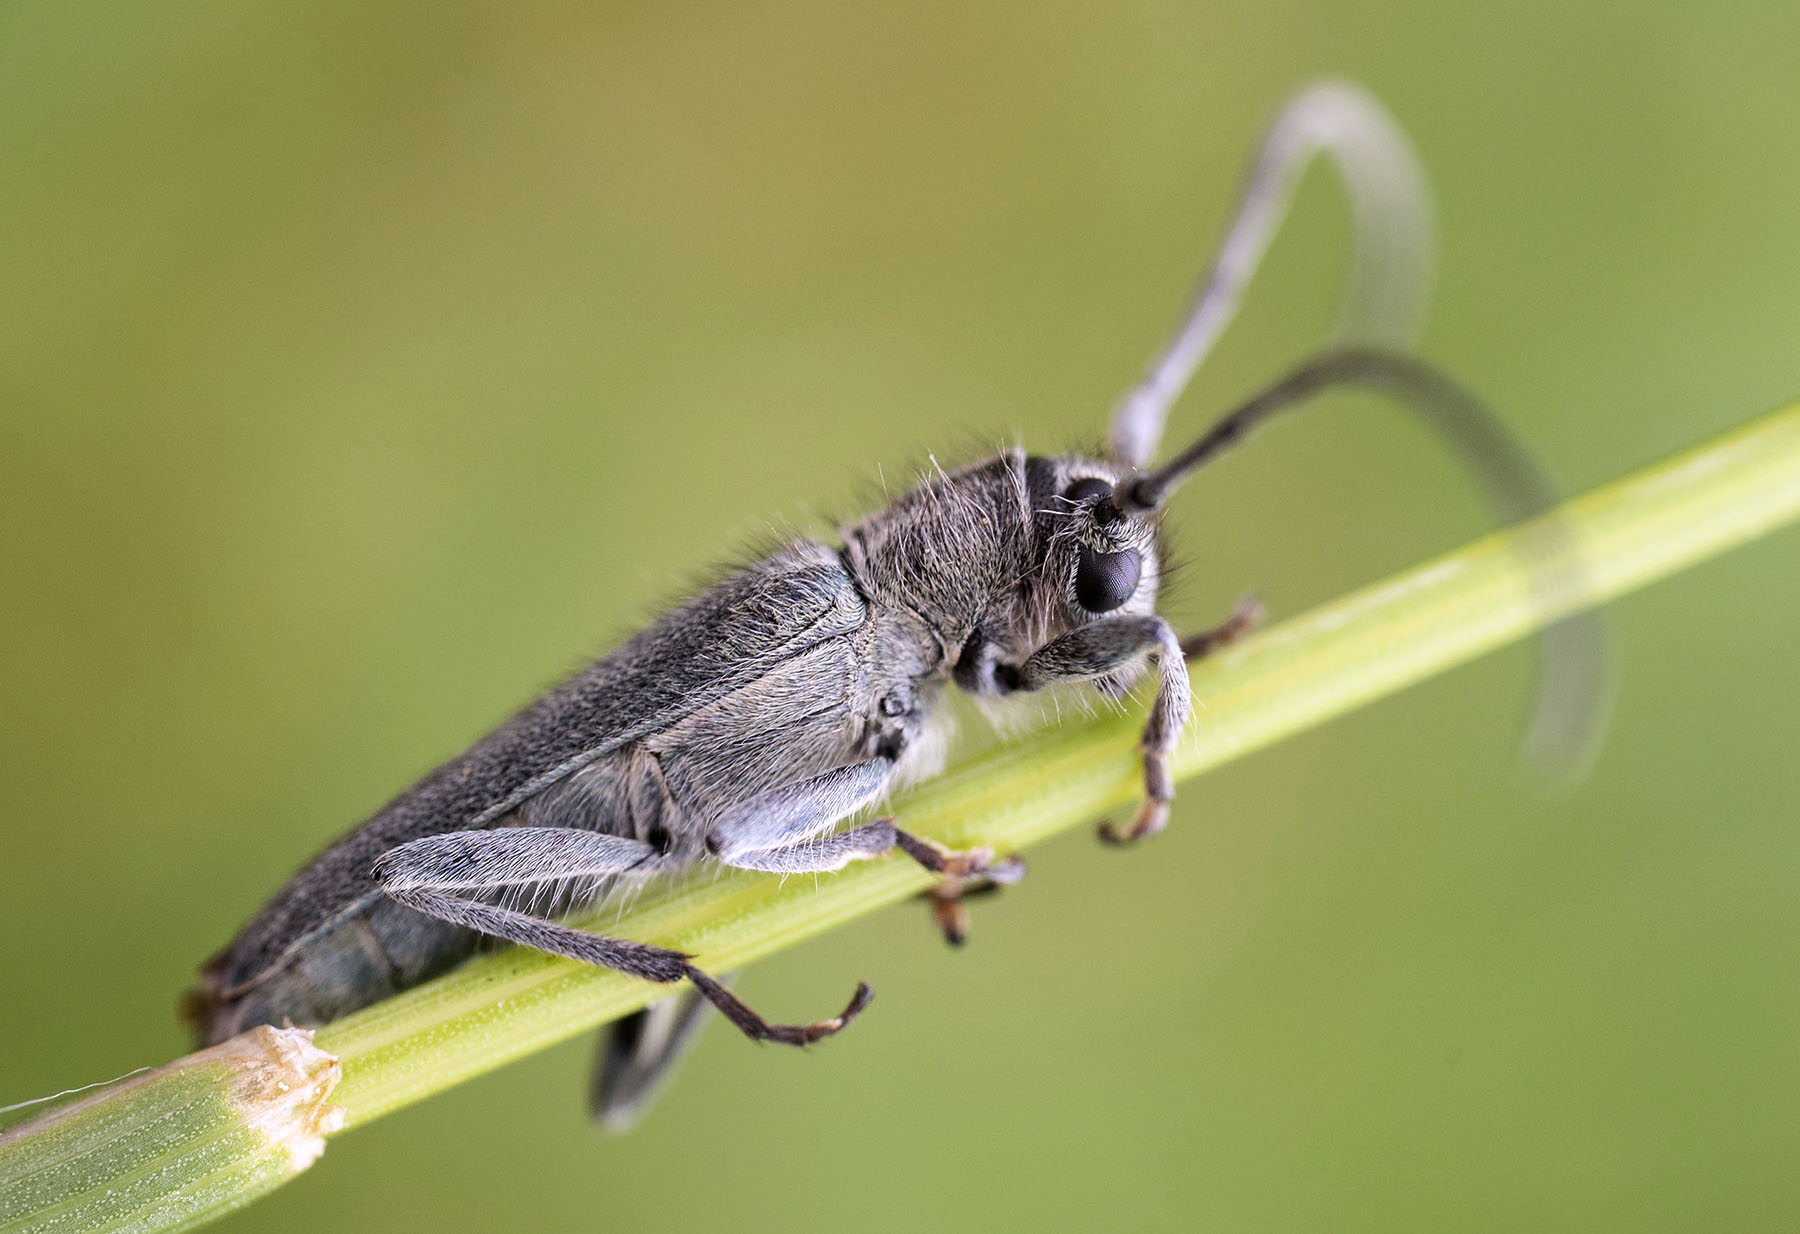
[1075,545,1141,612]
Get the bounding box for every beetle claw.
[893,829,1025,946]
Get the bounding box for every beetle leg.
[1091,598,1264,844]
[1006,614,1191,846]
[726,819,914,873]
[685,966,872,1047]
[375,826,663,892]
[891,829,1025,946]
[375,828,865,1048]
[705,760,893,863]
[592,974,737,1132]
[729,821,1023,948]
[918,868,1019,947]
[1093,598,1268,847]
[705,761,1025,945]
[1180,595,1265,660]
[889,828,1023,883]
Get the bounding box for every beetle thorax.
[839,450,1164,683]
[841,452,1044,662]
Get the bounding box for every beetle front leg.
[1010,614,1191,846]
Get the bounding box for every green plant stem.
[5,401,1800,1233]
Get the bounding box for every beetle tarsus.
[893,828,1024,882]
[894,828,1025,945]
[1099,794,1171,846]
[928,886,970,946]
[1097,749,1174,846]
[684,965,871,1046]
[1097,600,1268,846]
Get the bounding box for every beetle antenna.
[1109,81,1433,470]
[1111,345,1611,782]
[1113,348,1527,515]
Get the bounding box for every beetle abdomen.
[189,892,473,1043]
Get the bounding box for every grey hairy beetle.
[186,82,1602,1129]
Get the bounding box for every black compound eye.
[1075,544,1141,612]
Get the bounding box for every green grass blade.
[4,400,1799,1233]
[317,399,1800,1121]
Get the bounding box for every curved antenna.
[1109,81,1434,470]
[1111,347,1611,780]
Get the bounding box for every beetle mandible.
[186,82,1602,1129]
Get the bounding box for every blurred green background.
[4,3,1799,1231]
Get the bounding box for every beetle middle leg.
[707,760,1025,944]
[891,829,1025,945]
[374,826,868,1047]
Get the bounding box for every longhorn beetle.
[186,83,1602,1129]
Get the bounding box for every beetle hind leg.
[685,966,871,1047]
[375,827,868,1050]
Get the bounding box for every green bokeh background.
[5,4,1799,1231]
